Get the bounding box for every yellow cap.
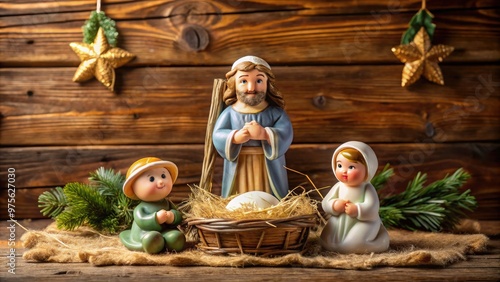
[122,157,178,200]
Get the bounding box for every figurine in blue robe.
[213,56,293,199]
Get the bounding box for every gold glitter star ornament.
[70,27,135,92]
[392,27,454,87]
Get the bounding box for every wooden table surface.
[1,219,499,282]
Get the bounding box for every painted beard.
[236,90,266,106]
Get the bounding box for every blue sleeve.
[213,108,242,161]
[262,109,293,160]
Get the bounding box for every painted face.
[235,69,268,106]
[335,154,367,187]
[132,167,173,202]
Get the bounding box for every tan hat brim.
[122,161,178,200]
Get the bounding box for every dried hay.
[180,185,320,220]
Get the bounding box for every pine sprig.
[115,192,136,226]
[88,167,138,226]
[89,167,123,197]
[38,186,68,218]
[371,164,394,191]
[56,182,115,231]
[377,168,477,231]
[83,11,118,47]
[38,167,137,233]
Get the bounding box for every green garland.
[401,9,435,44]
[39,165,476,233]
[82,11,118,47]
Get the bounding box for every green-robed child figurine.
[119,157,186,254]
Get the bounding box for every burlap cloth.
[20,220,488,269]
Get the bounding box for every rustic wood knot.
[178,24,210,52]
[312,95,327,108]
[425,122,435,137]
[169,1,221,27]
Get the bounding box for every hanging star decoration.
[391,4,454,87]
[70,11,135,92]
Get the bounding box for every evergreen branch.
[39,167,137,233]
[378,168,476,231]
[114,192,139,230]
[90,167,136,230]
[379,206,404,228]
[38,186,68,218]
[371,164,394,191]
[89,166,125,197]
[56,182,112,231]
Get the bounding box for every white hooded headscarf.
[332,141,378,183]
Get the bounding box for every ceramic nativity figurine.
[320,141,390,254]
[213,55,293,200]
[119,157,186,254]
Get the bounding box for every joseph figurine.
[213,56,293,199]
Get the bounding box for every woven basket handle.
[199,78,227,191]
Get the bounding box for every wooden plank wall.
[1,0,499,221]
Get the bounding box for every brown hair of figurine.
[337,148,368,178]
[223,61,285,109]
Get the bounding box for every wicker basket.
[193,79,317,256]
[187,214,317,256]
